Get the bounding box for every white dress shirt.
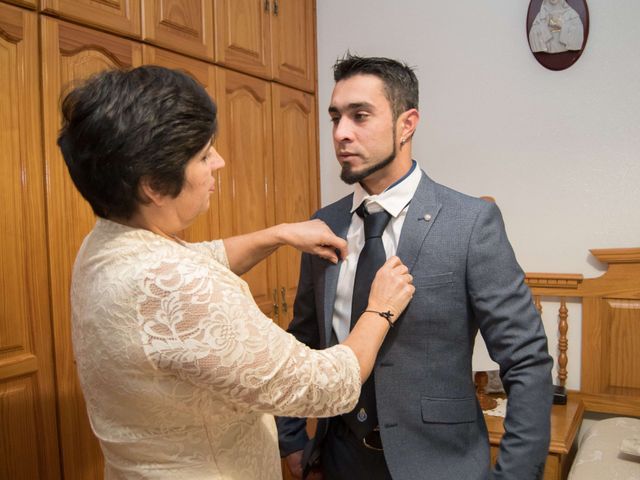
[332,163,422,341]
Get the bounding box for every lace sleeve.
[136,258,360,417]
[186,239,230,268]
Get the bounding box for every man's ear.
[398,108,420,144]
[139,177,166,207]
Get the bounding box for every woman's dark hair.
[333,54,419,122]
[57,66,217,219]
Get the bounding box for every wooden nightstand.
[485,396,584,480]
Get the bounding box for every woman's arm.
[342,256,414,381]
[138,255,413,418]
[222,219,348,275]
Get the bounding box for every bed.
[524,247,640,478]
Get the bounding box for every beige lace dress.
[71,219,360,479]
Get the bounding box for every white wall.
[316,0,640,389]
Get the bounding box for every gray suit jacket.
[277,172,553,480]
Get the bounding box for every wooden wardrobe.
[0,1,319,478]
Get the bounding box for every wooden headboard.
[525,248,640,417]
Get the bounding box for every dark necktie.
[342,203,391,439]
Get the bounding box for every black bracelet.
[363,309,395,328]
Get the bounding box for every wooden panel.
[607,299,640,390]
[271,0,316,92]
[214,0,272,79]
[527,249,640,415]
[271,83,318,328]
[41,0,141,37]
[41,16,142,480]
[142,45,221,242]
[142,0,214,61]
[216,68,277,317]
[0,5,61,479]
[0,379,40,480]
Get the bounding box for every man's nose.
[333,118,353,142]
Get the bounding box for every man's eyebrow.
[328,102,374,114]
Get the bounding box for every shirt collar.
[351,160,421,218]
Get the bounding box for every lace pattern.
[71,219,360,479]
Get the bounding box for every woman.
[58,66,414,479]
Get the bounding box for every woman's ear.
[139,177,166,207]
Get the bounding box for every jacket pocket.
[421,396,476,424]
[413,272,453,289]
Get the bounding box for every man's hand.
[284,450,304,479]
[284,450,323,480]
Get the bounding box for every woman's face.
[170,140,225,227]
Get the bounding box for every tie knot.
[356,204,391,240]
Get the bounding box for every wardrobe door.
[142,45,221,242]
[41,0,142,37]
[271,84,319,328]
[216,68,278,318]
[142,0,214,61]
[214,0,272,80]
[41,17,142,480]
[271,0,316,92]
[0,5,61,480]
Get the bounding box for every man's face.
[329,74,397,185]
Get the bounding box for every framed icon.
[527,0,589,71]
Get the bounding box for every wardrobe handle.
[264,0,270,13]
[273,0,279,16]
[280,287,288,313]
[272,288,279,318]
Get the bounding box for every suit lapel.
[319,195,353,348]
[396,172,441,271]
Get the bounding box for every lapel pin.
[357,408,368,422]
[423,214,432,222]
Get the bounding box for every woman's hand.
[366,256,415,324]
[277,219,348,264]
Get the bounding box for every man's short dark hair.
[58,65,217,219]
[333,54,419,121]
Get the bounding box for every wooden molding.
[590,247,640,265]
[0,354,38,381]
[568,390,640,417]
[525,273,584,290]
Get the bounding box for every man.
[277,55,553,480]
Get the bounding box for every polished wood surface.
[487,397,584,480]
[216,68,278,317]
[271,0,316,92]
[272,83,319,328]
[143,0,214,61]
[526,248,640,416]
[41,16,143,479]
[214,0,272,79]
[0,5,61,479]
[41,0,142,37]
[214,0,317,92]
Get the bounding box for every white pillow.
[620,435,640,457]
